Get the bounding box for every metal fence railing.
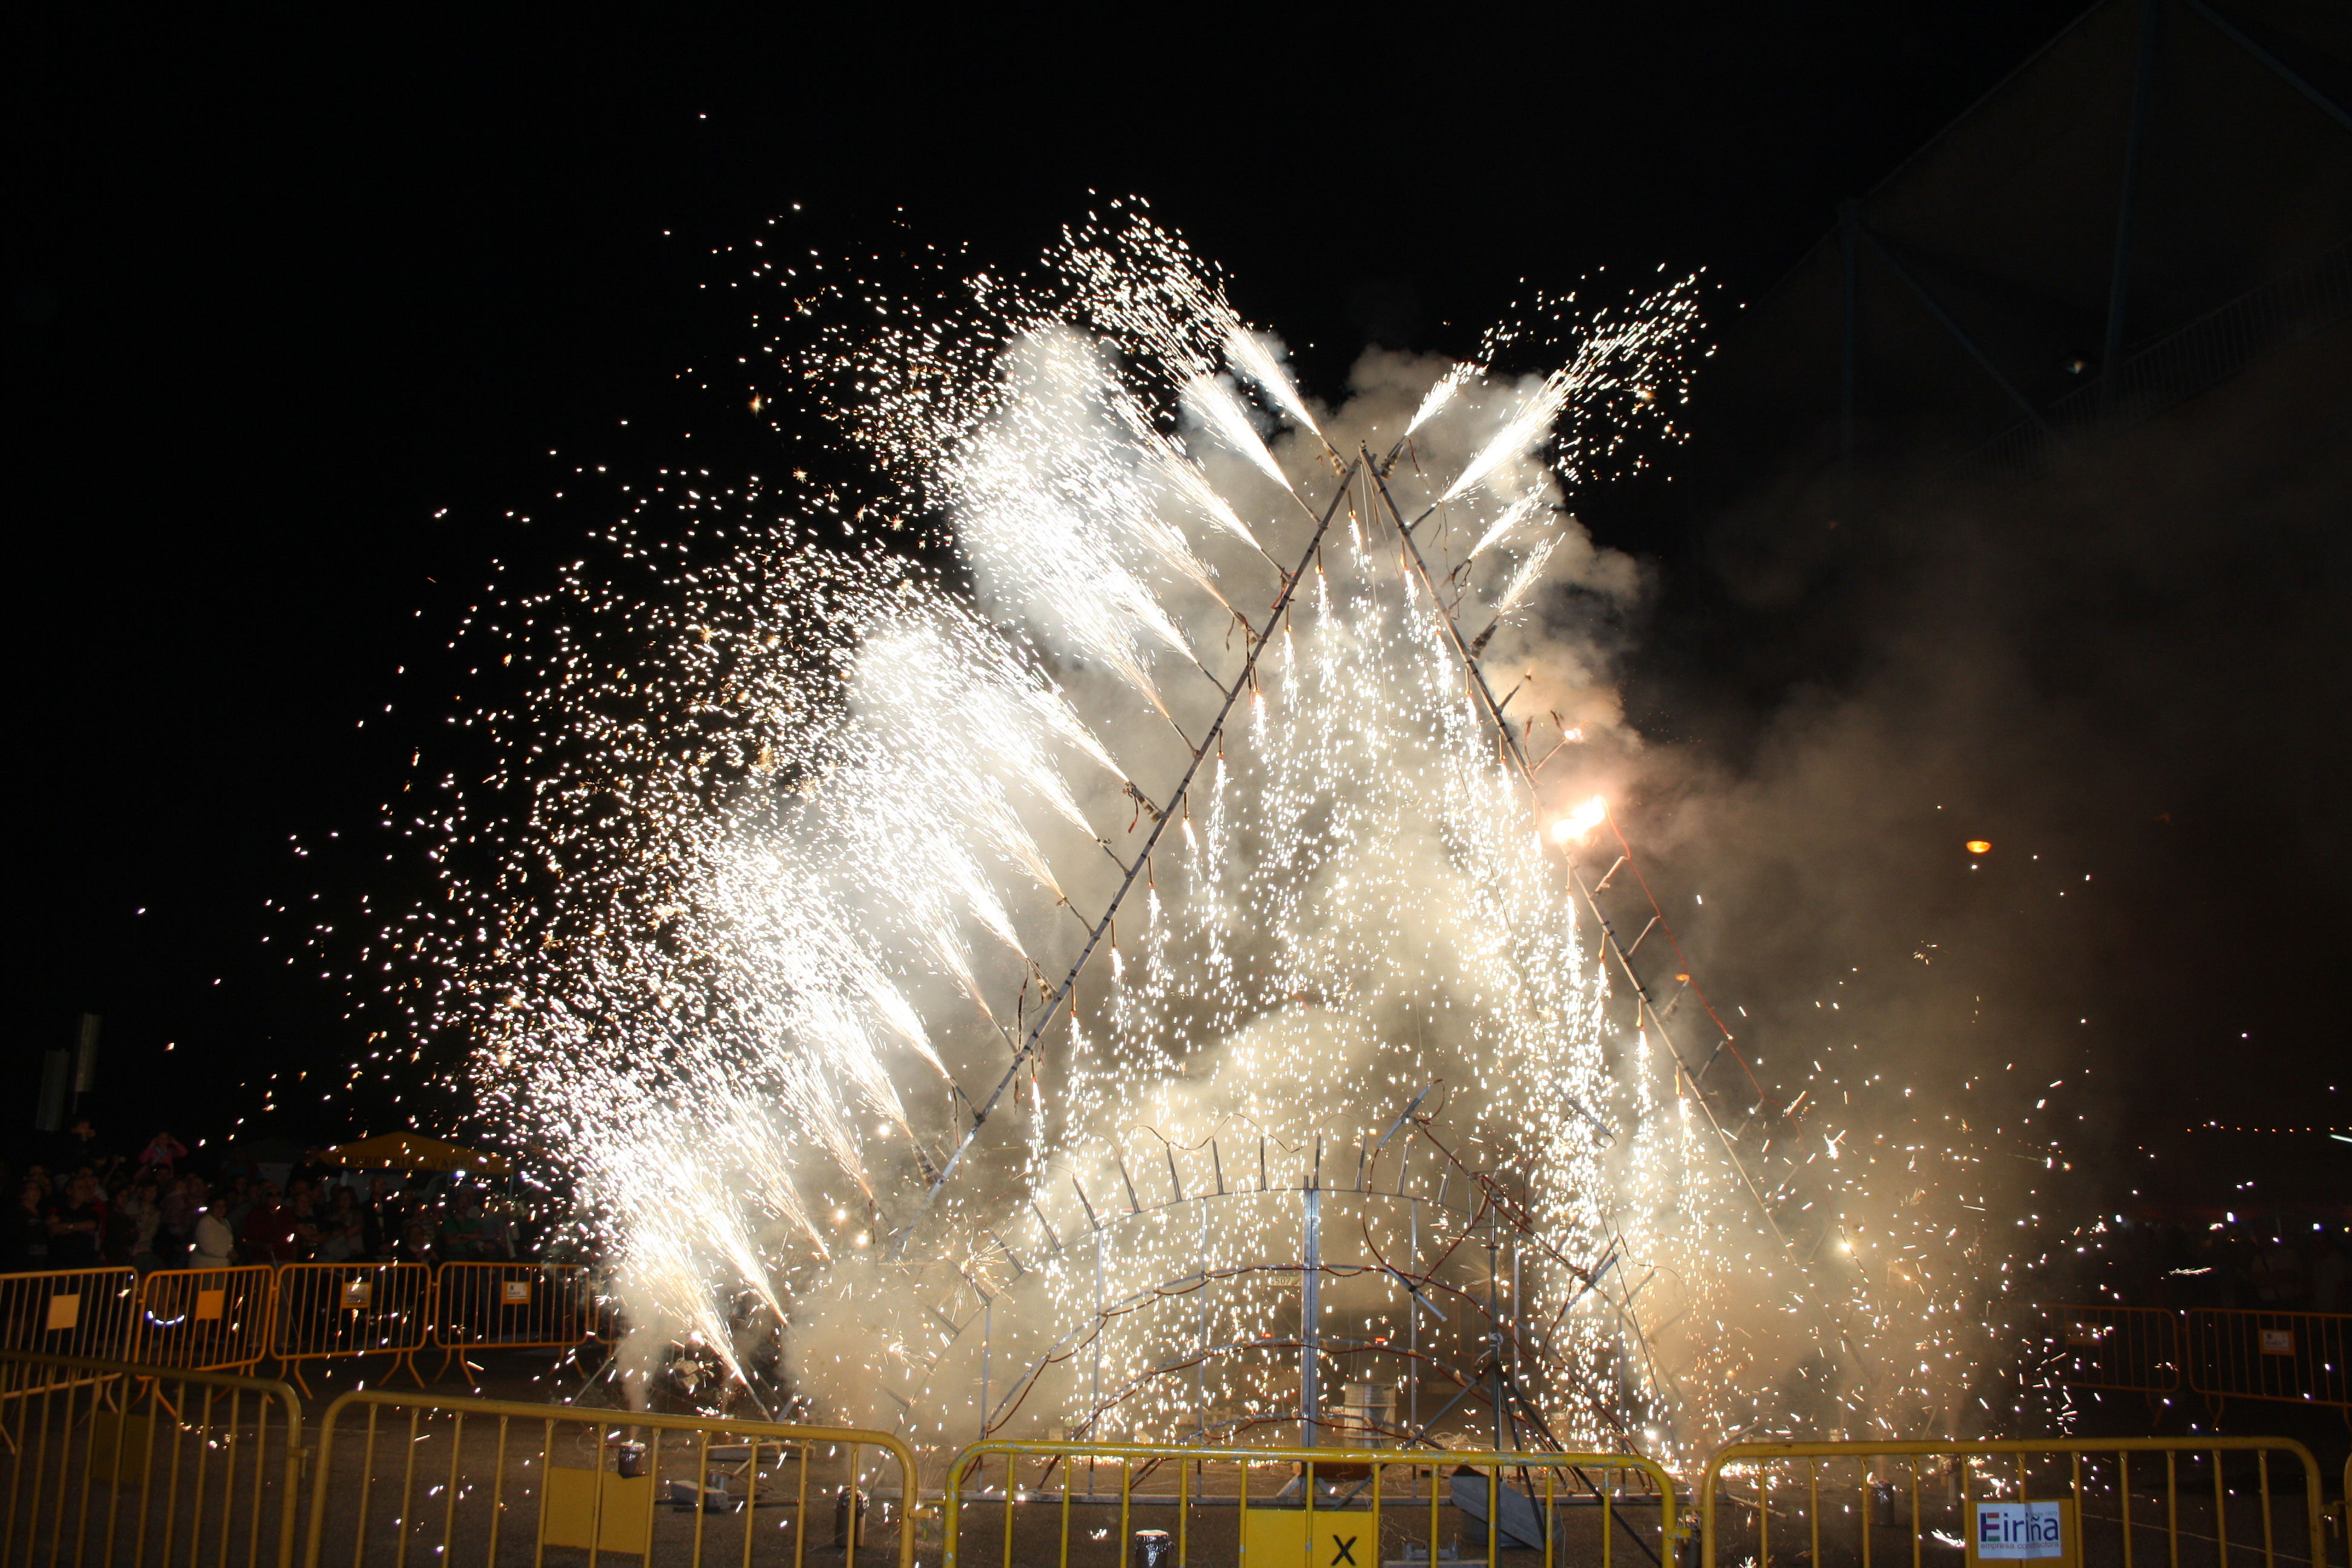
[130,1264,277,1375]
[266,1263,433,1397]
[0,1269,137,1365]
[2184,1308,2351,1420]
[944,1440,1679,1568]
[1700,1437,2328,1568]
[427,1261,598,1387]
[0,1351,305,1567]
[1,1262,606,1396]
[8,1326,2351,1568]
[2034,1304,2181,1400]
[301,1388,920,1568]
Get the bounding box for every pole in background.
[36,1050,70,1132]
[1839,199,1861,467]
[2100,0,2163,422]
[72,1012,102,1106]
[1300,1176,1322,1446]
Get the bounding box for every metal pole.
[1093,1227,1105,1432]
[1511,1239,1523,1405]
[1408,1193,1420,1439]
[2100,0,2162,422]
[1489,1210,1505,1453]
[1198,1200,1209,1438]
[2178,0,2352,134]
[1853,227,2050,430]
[1302,1181,1322,1447]
[1839,200,1861,465]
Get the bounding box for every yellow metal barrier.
[301,1387,919,1567]
[132,1265,278,1375]
[2035,1304,2181,1399]
[1700,1437,2327,1568]
[2184,1308,2351,1419]
[0,1350,303,1567]
[267,1262,431,1397]
[428,1261,599,1387]
[0,1269,136,1364]
[944,1440,1678,1568]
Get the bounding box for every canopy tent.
[318,1131,510,1174]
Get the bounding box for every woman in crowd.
[191,1197,238,1269]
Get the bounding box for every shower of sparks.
[343,200,2066,1467]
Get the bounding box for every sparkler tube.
[888,460,1366,1258]
[1363,462,1798,1244]
[1363,452,1879,1401]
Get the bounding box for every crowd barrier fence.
[2184,1308,2351,1420]
[301,1387,918,1567]
[1700,1436,2328,1568]
[0,1269,137,1367]
[0,1269,139,1423]
[266,1263,431,1397]
[132,1264,277,1375]
[0,1350,304,1567]
[944,1439,1679,1568]
[2036,1304,2182,1402]
[428,1260,598,1387]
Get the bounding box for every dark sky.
[21,4,2334,1169]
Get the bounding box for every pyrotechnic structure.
[367,204,2054,1467]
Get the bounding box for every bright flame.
[1549,795,1609,845]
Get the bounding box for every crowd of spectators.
[1,1120,528,1276]
[2054,1215,2352,1313]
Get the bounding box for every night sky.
[13,8,2344,1187]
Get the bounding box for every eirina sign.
[1967,1500,2079,1568]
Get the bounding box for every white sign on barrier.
[503,1281,532,1305]
[1974,1501,2069,1561]
[341,1279,374,1309]
[45,1293,81,1332]
[2258,1328,2293,1355]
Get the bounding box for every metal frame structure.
[952,1109,1660,1459]
[841,410,1865,1459]
[1830,0,2352,468]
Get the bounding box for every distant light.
[1966,841,1991,855]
